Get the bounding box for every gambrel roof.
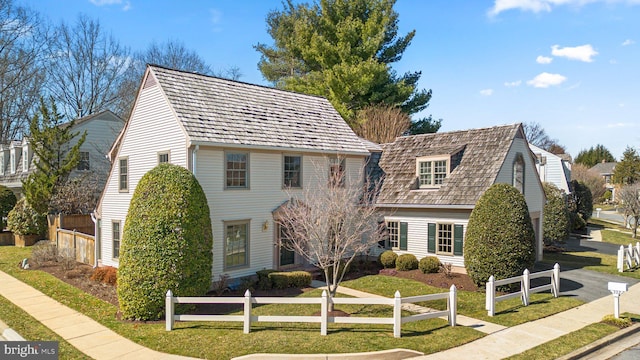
[377,124,525,206]
[144,65,369,155]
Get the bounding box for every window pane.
[386,221,399,249]
[112,222,120,258]
[119,159,128,191]
[225,223,248,268]
[158,153,169,163]
[437,223,452,254]
[77,152,90,171]
[226,153,247,188]
[434,160,447,185]
[284,156,301,187]
[419,161,432,186]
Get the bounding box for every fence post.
[393,291,401,338]
[618,245,624,272]
[243,290,251,334]
[165,290,174,331]
[553,263,561,297]
[321,290,328,336]
[635,242,640,266]
[449,285,457,327]
[522,269,530,306]
[486,275,495,316]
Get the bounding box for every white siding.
[72,114,124,182]
[530,144,571,194]
[100,85,188,267]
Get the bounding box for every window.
[225,152,248,188]
[119,158,128,192]
[283,155,301,188]
[428,223,464,256]
[437,223,453,254]
[22,147,28,171]
[329,157,345,187]
[0,154,4,174]
[10,153,15,174]
[225,221,249,269]
[417,157,449,188]
[112,221,121,259]
[513,153,525,193]
[385,221,407,250]
[77,151,90,171]
[158,152,169,164]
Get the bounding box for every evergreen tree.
[612,146,640,185]
[22,97,86,214]
[255,0,439,131]
[574,144,615,168]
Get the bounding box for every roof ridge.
[397,123,520,142]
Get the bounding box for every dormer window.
[22,147,28,171]
[10,153,15,174]
[416,156,449,188]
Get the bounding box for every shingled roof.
[376,124,524,206]
[147,65,369,155]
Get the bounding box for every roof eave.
[188,140,370,156]
[375,203,476,210]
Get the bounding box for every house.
[590,161,617,200]
[529,144,572,194]
[0,110,124,198]
[95,65,371,280]
[375,124,545,267]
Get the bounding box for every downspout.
[90,211,98,268]
[192,145,199,175]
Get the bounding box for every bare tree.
[49,171,102,214]
[523,122,565,153]
[46,14,131,119]
[276,159,384,310]
[571,163,606,202]
[617,184,640,238]
[0,0,47,142]
[353,105,410,144]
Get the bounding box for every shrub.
[256,269,278,290]
[601,315,632,328]
[268,271,312,289]
[379,250,397,269]
[0,185,16,229]
[570,180,593,221]
[6,198,46,236]
[570,212,587,231]
[542,183,570,245]
[464,183,536,287]
[91,266,117,285]
[30,241,57,266]
[56,248,76,271]
[396,254,418,271]
[419,256,441,274]
[117,164,213,320]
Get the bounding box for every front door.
[279,224,295,267]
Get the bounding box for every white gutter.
[192,145,199,175]
[189,140,370,157]
[376,203,476,210]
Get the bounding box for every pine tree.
[574,144,616,168]
[22,97,86,214]
[613,146,640,185]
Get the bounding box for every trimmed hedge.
[464,183,536,287]
[0,185,16,229]
[117,164,213,320]
[419,256,440,274]
[396,254,418,271]
[379,250,397,269]
[543,183,570,245]
[269,271,312,289]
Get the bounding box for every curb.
[557,323,640,360]
[232,348,424,360]
[2,328,26,341]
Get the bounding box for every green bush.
[6,198,46,236]
[396,253,418,271]
[0,185,16,229]
[256,269,278,290]
[117,164,213,320]
[570,212,587,231]
[464,183,536,287]
[268,271,312,289]
[379,250,397,269]
[571,180,593,221]
[543,183,570,245]
[419,256,441,274]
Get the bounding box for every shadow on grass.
[542,252,604,270]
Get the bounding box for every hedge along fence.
[485,263,560,316]
[617,243,640,272]
[166,286,458,338]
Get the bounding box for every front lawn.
[543,251,640,280]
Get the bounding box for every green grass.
[0,295,90,359]
[0,246,483,359]
[601,229,637,246]
[343,275,583,327]
[543,251,640,280]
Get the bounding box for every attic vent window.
[416,155,450,188]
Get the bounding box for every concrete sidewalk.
[0,270,199,360]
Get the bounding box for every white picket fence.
[166,286,457,338]
[485,263,560,316]
[617,243,640,272]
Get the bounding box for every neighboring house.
[590,161,617,200]
[95,65,371,280]
[375,124,545,267]
[0,110,124,198]
[529,144,572,194]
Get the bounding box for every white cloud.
[480,89,494,96]
[551,44,598,62]
[488,0,640,16]
[527,72,567,88]
[607,122,635,128]
[210,8,222,32]
[536,55,553,64]
[89,0,131,11]
[622,39,635,46]
[504,80,522,87]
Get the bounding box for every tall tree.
[574,144,616,168]
[571,163,606,203]
[22,97,86,214]
[255,0,438,131]
[353,104,409,143]
[613,146,640,185]
[617,184,640,238]
[0,0,47,142]
[46,14,131,119]
[522,122,565,154]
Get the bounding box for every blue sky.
[19,0,640,159]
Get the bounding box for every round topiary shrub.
[464,183,536,287]
[396,253,418,271]
[543,183,570,245]
[419,256,441,274]
[117,164,213,320]
[570,180,593,221]
[6,198,46,236]
[0,185,16,229]
[378,250,397,269]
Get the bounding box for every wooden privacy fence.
[486,263,560,316]
[48,214,95,266]
[617,243,640,272]
[166,286,458,338]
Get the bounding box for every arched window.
[513,153,525,193]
